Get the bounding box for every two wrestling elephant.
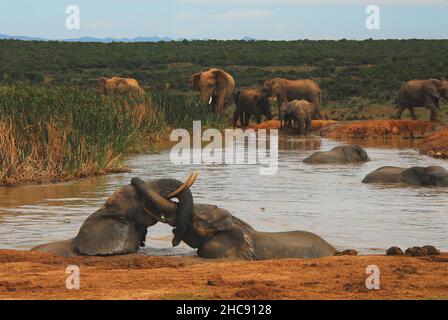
[32,172,336,260]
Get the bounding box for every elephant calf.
[133,178,336,260]
[233,88,272,127]
[363,166,448,187]
[280,100,314,135]
[303,145,370,164]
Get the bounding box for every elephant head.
[261,78,286,100]
[401,166,448,187]
[131,172,198,247]
[191,69,229,106]
[98,77,109,94]
[435,78,448,99]
[255,94,272,120]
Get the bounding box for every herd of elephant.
[99,70,448,128]
[31,144,448,260]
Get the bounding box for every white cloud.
[215,10,274,20]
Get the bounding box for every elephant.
[98,77,145,96]
[31,173,198,257]
[362,166,448,187]
[280,100,314,135]
[191,68,236,115]
[132,177,336,260]
[303,145,370,164]
[260,78,323,120]
[395,79,448,121]
[232,88,272,127]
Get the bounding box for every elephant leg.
[256,113,262,124]
[244,112,251,127]
[408,107,417,120]
[425,98,440,121]
[395,105,406,119]
[305,118,312,135]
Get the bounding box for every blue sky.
[0,0,447,40]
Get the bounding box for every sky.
[0,0,447,40]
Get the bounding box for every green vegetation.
[1,39,448,185]
[1,39,448,106]
[0,84,224,186]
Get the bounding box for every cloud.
[215,10,274,20]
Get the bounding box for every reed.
[0,84,226,186]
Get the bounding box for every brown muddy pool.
[0,136,447,255]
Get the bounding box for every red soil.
[250,120,337,131]
[0,250,447,300]
[319,120,445,140]
[419,129,448,159]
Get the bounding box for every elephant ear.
[191,72,202,90]
[211,69,229,89]
[425,81,441,99]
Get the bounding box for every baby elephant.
[304,145,370,164]
[363,166,448,187]
[233,88,272,127]
[280,100,314,135]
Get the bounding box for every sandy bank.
[419,128,448,159]
[0,249,447,300]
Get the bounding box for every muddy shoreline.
[0,249,447,300]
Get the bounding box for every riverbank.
[0,249,446,300]
[0,85,225,187]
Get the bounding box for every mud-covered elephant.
[98,77,145,96]
[233,88,272,127]
[280,100,314,135]
[260,78,323,120]
[362,166,448,186]
[31,174,197,257]
[132,178,336,260]
[396,79,448,121]
[191,68,236,115]
[304,145,370,164]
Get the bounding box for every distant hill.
[0,34,257,43]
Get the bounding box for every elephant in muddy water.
[362,166,448,187]
[132,178,336,260]
[191,68,236,115]
[98,77,145,96]
[260,78,323,120]
[31,175,196,257]
[280,100,314,135]
[396,79,448,121]
[233,88,272,127]
[303,145,370,164]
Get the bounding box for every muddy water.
[0,136,447,255]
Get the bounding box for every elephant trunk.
[131,177,194,247]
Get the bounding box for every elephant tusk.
[208,96,213,105]
[167,171,199,199]
[143,206,169,224]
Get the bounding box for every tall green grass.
[0,84,226,186]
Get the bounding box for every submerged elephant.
[362,166,448,187]
[303,145,370,164]
[280,100,314,135]
[233,88,272,127]
[132,178,336,260]
[191,68,236,115]
[31,174,198,257]
[396,79,448,121]
[98,77,145,95]
[260,78,323,120]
